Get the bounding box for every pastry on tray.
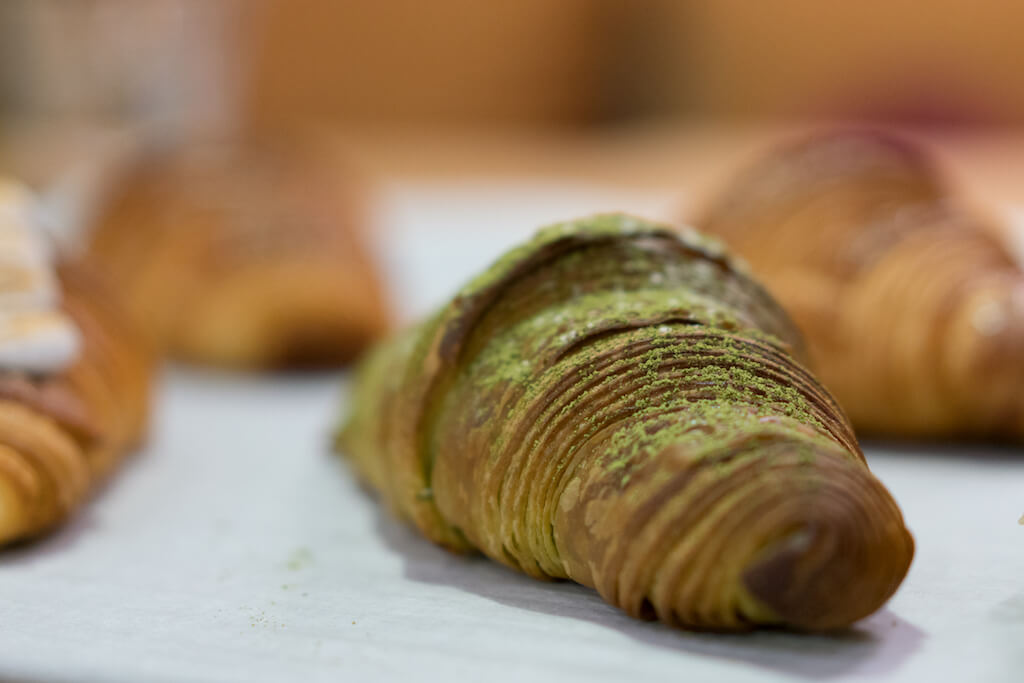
[0,180,153,545]
[85,139,390,369]
[697,129,1024,439]
[336,214,913,632]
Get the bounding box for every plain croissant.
[85,138,389,369]
[337,214,913,631]
[0,264,153,545]
[697,129,1024,439]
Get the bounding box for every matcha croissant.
[697,130,1024,439]
[337,215,913,631]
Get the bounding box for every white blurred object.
[0,178,80,373]
[0,310,81,374]
[0,178,56,262]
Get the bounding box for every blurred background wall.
[4,0,1024,135]
[0,0,246,134]
[662,1,1024,127]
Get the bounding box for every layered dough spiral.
[338,214,913,631]
[697,129,1024,439]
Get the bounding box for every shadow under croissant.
[368,493,926,680]
[0,500,105,564]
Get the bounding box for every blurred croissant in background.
[84,138,390,370]
[696,130,1024,440]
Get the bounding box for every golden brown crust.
[84,138,390,369]
[0,263,153,545]
[697,129,1024,439]
[338,215,913,632]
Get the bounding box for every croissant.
[84,139,389,369]
[0,263,153,545]
[336,214,913,631]
[696,129,1024,439]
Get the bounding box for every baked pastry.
[0,180,152,545]
[697,129,1024,439]
[85,139,389,369]
[336,214,913,631]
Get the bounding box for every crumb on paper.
[247,608,287,631]
[287,547,313,571]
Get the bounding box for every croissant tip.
[741,508,913,631]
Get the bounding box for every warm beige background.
[6,1,1024,130]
